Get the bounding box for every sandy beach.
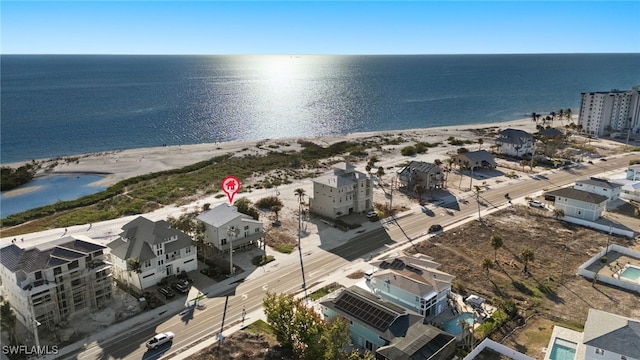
[13,117,543,188]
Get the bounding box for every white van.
[364,267,378,281]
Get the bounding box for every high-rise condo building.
[578,86,640,137]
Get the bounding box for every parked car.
[366,211,378,218]
[528,200,545,209]
[146,332,174,350]
[600,158,607,162]
[428,224,443,233]
[158,286,175,299]
[171,279,190,294]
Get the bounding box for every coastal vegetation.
[1,163,39,191]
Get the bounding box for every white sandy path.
[15,117,544,188]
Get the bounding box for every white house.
[309,162,373,218]
[107,216,196,291]
[494,128,534,157]
[397,161,443,191]
[320,285,456,358]
[544,187,608,221]
[0,236,112,331]
[452,150,497,171]
[574,177,622,207]
[369,253,455,322]
[627,164,640,181]
[196,203,265,254]
[545,308,640,360]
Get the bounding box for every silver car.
[146,332,174,350]
[528,200,545,209]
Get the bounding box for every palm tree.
[0,302,18,345]
[482,258,494,279]
[490,234,503,262]
[519,159,528,172]
[473,185,483,221]
[550,111,556,123]
[520,248,535,274]
[413,184,426,205]
[553,208,565,219]
[294,188,308,300]
[127,258,143,291]
[376,166,385,184]
[565,108,573,124]
[531,112,538,125]
[477,138,484,150]
[271,205,282,223]
[558,109,564,126]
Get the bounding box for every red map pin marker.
[222,176,241,205]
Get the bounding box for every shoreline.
[3,117,547,188]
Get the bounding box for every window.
[365,340,373,351]
[244,225,249,230]
[255,228,260,233]
[221,238,227,245]
[144,260,151,268]
[595,349,605,355]
[185,247,192,254]
[158,259,164,266]
[54,267,62,276]
[35,271,42,280]
[68,260,79,270]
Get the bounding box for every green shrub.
[255,196,284,209]
[401,146,417,156]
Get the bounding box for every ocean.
[2,53,639,164]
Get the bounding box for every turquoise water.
[549,338,577,360]
[620,265,640,281]
[442,312,475,335]
[1,175,106,218]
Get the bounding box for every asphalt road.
[66,153,637,360]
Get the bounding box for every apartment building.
[578,86,640,137]
[309,162,373,218]
[108,216,196,291]
[0,236,111,331]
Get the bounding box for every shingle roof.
[455,150,497,167]
[107,216,193,262]
[0,237,105,274]
[576,177,622,190]
[583,309,640,359]
[537,128,564,137]
[196,203,251,228]
[545,187,608,204]
[398,161,440,177]
[495,128,533,145]
[376,326,455,360]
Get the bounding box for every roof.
[537,128,564,137]
[370,256,455,295]
[108,216,192,262]
[321,286,412,339]
[196,203,251,228]
[0,237,106,274]
[376,327,455,360]
[545,187,608,204]
[455,150,497,167]
[495,128,533,145]
[313,162,367,188]
[575,177,622,190]
[398,161,441,177]
[582,309,640,358]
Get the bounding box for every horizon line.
[2,52,639,56]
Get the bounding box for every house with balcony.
[320,285,456,359]
[107,216,196,291]
[309,162,373,218]
[0,235,111,331]
[627,164,640,181]
[397,161,443,192]
[494,128,534,157]
[544,308,640,360]
[196,203,265,255]
[452,150,497,171]
[544,187,608,221]
[574,177,622,208]
[369,254,455,322]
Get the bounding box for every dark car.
[158,286,175,299]
[428,224,443,233]
[171,280,190,294]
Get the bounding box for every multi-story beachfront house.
[544,187,608,221]
[0,236,112,331]
[196,203,265,254]
[627,164,640,181]
[545,308,640,360]
[574,177,622,208]
[452,150,497,171]
[494,128,534,157]
[369,253,455,322]
[578,86,640,137]
[108,216,196,291]
[397,161,443,192]
[320,285,456,359]
[309,162,373,218]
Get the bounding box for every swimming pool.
[620,265,640,282]
[442,312,475,335]
[549,338,577,360]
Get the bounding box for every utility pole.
[29,299,41,348]
[227,226,236,275]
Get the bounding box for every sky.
[1,1,639,55]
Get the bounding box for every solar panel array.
[334,292,397,332]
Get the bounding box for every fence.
[577,244,640,294]
[555,215,635,238]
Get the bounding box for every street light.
[227,226,237,275]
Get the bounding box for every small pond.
[1,175,106,219]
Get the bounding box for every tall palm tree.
[376,166,385,184]
[413,184,426,205]
[553,208,565,219]
[550,111,556,123]
[520,248,535,274]
[477,138,484,150]
[565,108,572,124]
[127,258,143,291]
[531,112,538,125]
[558,109,565,126]
[271,205,282,223]
[294,188,308,300]
[490,234,503,262]
[473,185,483,221]
[482,258,494,279]
[0,302,18,345]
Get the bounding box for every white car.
[366,211,378,218]
[528,200,545,209]
[146,332,174,350]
